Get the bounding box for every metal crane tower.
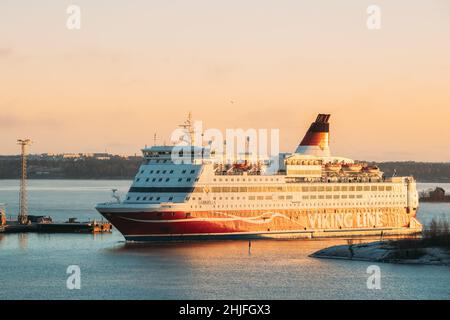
[17,139,31,225]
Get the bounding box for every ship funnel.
[295,114,331,157]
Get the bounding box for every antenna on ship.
[153,133,159,146]
[223,139,227,166]
[17,139,31,225]
[245,136,250,163]
[178,112,195,146]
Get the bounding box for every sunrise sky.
[1,0,449,161]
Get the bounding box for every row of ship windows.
[189,196,296,201]
[189,202,406,209]
[139,169,197,175]
[193,185,396,193]
[372,194,404,198]
[136,177,199,183]
[212,177,281,183]
[127,196,174,201]
[126,194,403,202]
[301,194,404,200]
[145,159,176,164]
[191,195,404,201]
[286,170,322,175]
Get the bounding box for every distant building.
[62,153,82,159]
[126,155,142,161]
[420,187,450,202]
[429,187,446,200]
[91,153,110,160]
[0,152,140,160]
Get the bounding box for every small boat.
[233,160,251,171]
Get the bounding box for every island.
[310,218,450,266]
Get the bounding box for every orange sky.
[1,0,450,161]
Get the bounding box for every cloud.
[205,63,239,83]
[0,47,12,58]
[0,113,62,129]
[0,114,21,128]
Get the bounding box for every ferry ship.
[96,114,422,241]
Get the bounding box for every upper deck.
[96,113,419,213]
[139,113,390,183]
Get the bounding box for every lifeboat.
[325,163,342,172]
[232,160,251,171]
[342,163,363,172]
[364,166,380,174]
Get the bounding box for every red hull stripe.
[100,208,413,237]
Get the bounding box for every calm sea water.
[0,180,449,300]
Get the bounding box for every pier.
[1,221,112,234]
[1,202,112,234]
[0,139,112,235]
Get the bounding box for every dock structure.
[0,139,113,235]
[35,218,112,233]
[1,219,112,234]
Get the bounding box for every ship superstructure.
[96,114,422,241]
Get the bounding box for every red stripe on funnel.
[300,132,328,146]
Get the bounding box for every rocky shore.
[310,241,450,266]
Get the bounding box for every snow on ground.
[311,241,450,266]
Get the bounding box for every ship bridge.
[142,145,212,165]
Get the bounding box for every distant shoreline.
[0,178,133,181]
[1,158,450,182]
[1,178,449,183]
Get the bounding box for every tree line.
[372,162,450,182]
[0,158,450,181]
[0,157,141,179]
